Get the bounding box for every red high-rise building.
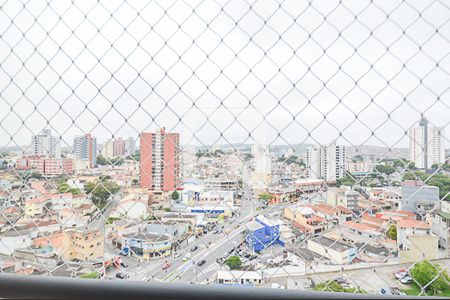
[140,128,180,191]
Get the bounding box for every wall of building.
[399,234,438,263]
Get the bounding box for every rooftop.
[310,236,354,252]
[246,220,264,231]
[436,210,450,220]
[344,221,380,234]
[123,232,172,242]
[397,219,430,229]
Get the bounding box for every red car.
[162,262,171,270]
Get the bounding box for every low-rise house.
[343,221,383,241]
[216,270,263,286]
[146,221,188,240]
[313,203,352,224]
[354,243,390,262]
[32,228,104,262]
[23,197,47,219]
[294,179,325,194]
[284,204,351,235]
[307,236,357,265]
[396,219,438,263]
[267,187,297,204]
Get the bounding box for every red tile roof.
[397,219,430,229]
[344,221,380,233]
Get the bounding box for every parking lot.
[298,259,450,295]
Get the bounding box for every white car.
[182,254,191,261]
[174,252,182,258]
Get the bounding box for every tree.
[29,172,42,180]
[58,181,80,195]
[244,153,253,161]
[374,164,395,175]
[0,160,8,170]
[97,155,124,166]
[85,179,120,208]
[402,172,416,181]
[336,176,356,187]
[226,256,242,270]
[258,192,272,201]
[96,155,108,165]
[171,190,179,200]
[386,224,397,240]
[410,261,449,295]
[79,271,99,279]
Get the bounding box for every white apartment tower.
[101,139,114,158]
[306,143,346,181]
[409,118,445,170]
[124,137,135,156]
[30,129,61,158]
[252,144,272,176]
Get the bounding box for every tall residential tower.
[74,134,97,168]
[140,128,180,191]
[409,118,445,170]
[30,129,61,158]
[306,143,346,181]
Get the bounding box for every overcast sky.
[0,0,448,151]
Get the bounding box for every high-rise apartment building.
[113,137,125,157]
[306,143,346,181]
[124,137,136,157]
[101,139,114,158]
[30,129,61,158]
[409,118,445,170]
[252,145,272,176]
[140,128,180,191]
[74,134,97,168]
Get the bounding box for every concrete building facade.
[140,128,180,191]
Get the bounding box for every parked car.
[394,268,408,279]
[197,260,206,266]
[115,272,128,279]
[174,252,182,258]
[162,262,171,270]
[390,287,406,296]
[120,262,128,268]
[379,288,393,295]
[400,276,413,284]
[212,230,219,234]
[182,254,191,261]
[334,276,349,284]
[191,246,198,252]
